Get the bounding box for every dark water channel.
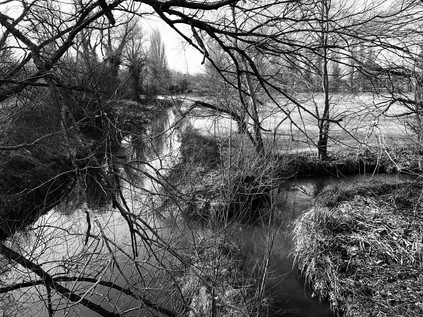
[234,173,414,317]
[15,173,413,317]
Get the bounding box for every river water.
[2,104,414,316]
[260,173,414,317]
[3,107,184,317]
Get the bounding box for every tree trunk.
[318,118,329,160]
[245,72,265,155]
[318,0,330,161]
[415,77,423,146]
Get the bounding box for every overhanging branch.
[0,275,177,316]
[0,242,119,317]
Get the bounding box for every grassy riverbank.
[292,181,423,316]
[163,126,423,316]
[160,129,275,315]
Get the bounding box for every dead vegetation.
[292,181,423,316]
[178,234,259,317]
[163,128,287,224]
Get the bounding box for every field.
[181,93,415,153]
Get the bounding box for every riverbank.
[165,128,423,222]
[278,145,423,179]
[163,127,423,316]
[292,180,423,316]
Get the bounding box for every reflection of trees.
[2,0,423,315]
[0,209,181,316]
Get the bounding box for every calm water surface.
[4,103,415,316]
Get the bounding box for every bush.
[180,127,221,171]
[164,130,288,224]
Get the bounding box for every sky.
[2,2,205,75]
[143,16,205,74]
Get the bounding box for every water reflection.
[3,100,415,317]
[4,107,183,317]
[11,169,410,316]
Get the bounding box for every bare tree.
[147,29,171,96]
[122,20,147,101]
[2,0,423,315]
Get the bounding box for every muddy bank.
[291,180,423,316]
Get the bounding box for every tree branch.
[0,132,60,151]
[0,275,177,317]
[0,243,119,317]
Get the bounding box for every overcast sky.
[2,3,205,74]
[143,16,205,74]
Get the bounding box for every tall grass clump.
[217,137,289,224]
[292,181,423,317]
[176,231,266,317]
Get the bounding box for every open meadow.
[183,93,415,153]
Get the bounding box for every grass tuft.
[292,181,423,316]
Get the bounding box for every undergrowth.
[176,232,266,316]
[161,127,289,315]
[164,127,288,224]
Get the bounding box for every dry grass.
[164,129,289,224]
[292,181,423,316]
[178,234,260,317]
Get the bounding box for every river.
[260,173,414,317]
[3,106,183,317]
[1,103,413,317]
